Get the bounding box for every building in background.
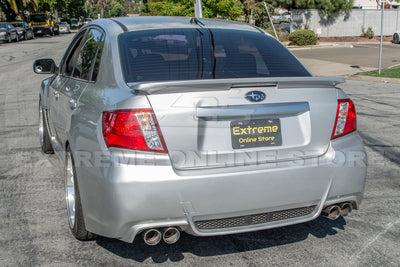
[353,0,400,9]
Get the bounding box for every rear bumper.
[75,133,367,243]
[33,26,51,34]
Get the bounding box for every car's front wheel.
[39,99,54,154]
[65,146,94,240]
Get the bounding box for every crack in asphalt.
[349,218,400,266]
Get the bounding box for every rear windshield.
[119,28,310,83]
[11,22,23,27]
[31,14,48,22]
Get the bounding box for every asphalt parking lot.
[0,33,399,266]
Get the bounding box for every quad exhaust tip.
[340,202,353,216]
[143,229,162,246]
[322,205,341,220]
[143,227,181,245]
[163,227,180,244]
[322,202,353,220]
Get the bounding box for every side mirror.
[33,58,58,74]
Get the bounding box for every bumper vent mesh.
[195,205,316,230]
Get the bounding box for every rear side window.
[73,28,104,81]
[119,28,310,83]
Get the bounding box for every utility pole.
[194,0,203,18]
[378,0,386,75]
[264,1,278,40]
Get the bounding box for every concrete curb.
[347,75,400,84]
[286,41,394,50]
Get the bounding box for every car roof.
[94,16,261,33]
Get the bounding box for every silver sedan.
[34,16,367,246]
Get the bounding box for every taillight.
[331,99,357,140]
[102,109,167,153]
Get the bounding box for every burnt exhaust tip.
[340,203,353,216]
[143,229,162,246]
[163,227,180,244]
[322,205,341,220]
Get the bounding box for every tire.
[393,33,400,44]
[65,147,94,240]
[39,99,54,154]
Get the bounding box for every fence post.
[362,10,366,34]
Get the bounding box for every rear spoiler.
[128,77,345,95]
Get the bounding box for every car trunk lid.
[130,77,343,170]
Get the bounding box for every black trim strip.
[111,19,128,32]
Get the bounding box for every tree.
[143,0,244,20]
[38,0,70,20]
[238,0,254,23]
[252,1,274,28]
[1,0,38,21]
[268,0,354,17]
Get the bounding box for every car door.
[56,27,105,146]
[48,30,87,144]
[8,24,16,40]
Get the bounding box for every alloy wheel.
[65,151,76,228]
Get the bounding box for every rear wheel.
[65,147,94,240]
[39,99,54,154]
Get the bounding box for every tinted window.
[91,35,105,81]
[61,31,87,76]
[119,29,310,83]
[31,14,48,22]
[12,22,23,27]
[72,29,103,81]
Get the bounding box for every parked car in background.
[33,16,367,246]
[58,22,71,34]
[29,11,59,36]
[82,18,93,26]
[0,22,19,42]
[393,32,400,44]
[10,21,34,40]
[70,18,80,29]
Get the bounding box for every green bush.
[265,27,290,42]
[288,29,318,46]
[361,27,374,39]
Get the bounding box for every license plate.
[231,118,282,149]
[37,30,42,33]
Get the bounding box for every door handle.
[54,91,59,100]
[69,99,77,110]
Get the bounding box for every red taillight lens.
[102,109,167,153]
[331,99,357,140]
